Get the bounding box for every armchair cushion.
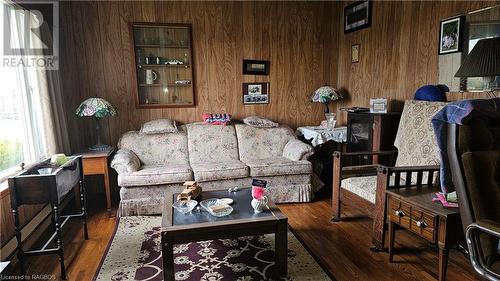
[118,164,193,186]
[190,160,249,182]
[283,139,314,161]
[111,148,141,174]
[394,100,448,168]
[243,157,312,177]
[341,175,403,204]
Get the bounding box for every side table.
[77,147,115,215]
[9,156,88,280]
[386,186,462,281]
[296,126,347,196]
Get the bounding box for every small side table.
[77,147,115,215]
[296,126,347,147]
[386,186,462,281]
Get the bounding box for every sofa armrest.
[283,139,314,161]
[111,148,141,174]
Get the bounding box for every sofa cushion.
[190,160,249,182]
[243,157,312,177]
[186,123,240,163]
[118,164,193,187]
[242,116,279,128]
[118,131,189,166]
[140,119,178,134]
[235,124,296,160]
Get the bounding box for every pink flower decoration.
[251,186,265,200]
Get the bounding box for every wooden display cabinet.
[130,23,195,108]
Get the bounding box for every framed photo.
[344,0,372,34]
[243,59,270,75]
[439,16,464,55]
[370,97,389,113]
[351,44,360,63]
[243,82,269,105]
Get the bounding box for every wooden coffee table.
[161,188,288,281]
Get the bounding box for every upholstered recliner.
[446,117,500,280]
[332,100,448,250]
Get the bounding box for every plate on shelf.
[200,198,233,217]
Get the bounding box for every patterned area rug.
[95,216,331,281]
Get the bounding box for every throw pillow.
[242,116,279,128]
[140,119,178,134]
[111,148,141,174]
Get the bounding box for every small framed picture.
[439,16,464,55]
[370,97,389,113]
[351,44,360,63]
[243,82,269,105]
[344,0,372,34]
[243,59,270,75]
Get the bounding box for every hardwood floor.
[5,195,479,281]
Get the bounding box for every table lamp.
[311,86,342,113]
[455,37,500,97]
[75,97,117,151]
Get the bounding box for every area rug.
[94,216,331,281]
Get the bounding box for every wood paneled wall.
[60,1,341,151]
[335,0,499,124]
[60,1,499,150]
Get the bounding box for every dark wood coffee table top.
[162,188,286,229]
[161,188,289,280]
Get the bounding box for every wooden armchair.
[332,100,448,251]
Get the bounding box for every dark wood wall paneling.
[60,1,341,151]
[60,1,500,148]
[0,191,44,247]
[335,0,499,124]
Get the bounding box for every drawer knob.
[395,210,405,217]
[416,220,427,228]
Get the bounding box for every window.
[0,2,48,180]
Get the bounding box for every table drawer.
[410,205,438,242]
[388,196,411,229]
[82,158,106,175]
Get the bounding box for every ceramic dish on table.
[200,198,233,217]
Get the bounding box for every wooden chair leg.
[388,221,396,262]
[371,171,389,252]
[331,153,342,222]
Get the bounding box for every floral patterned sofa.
[111,122,316,216]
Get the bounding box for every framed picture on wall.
[438,16,465,55]
[243,82,269,105]
[243,60,270,75]
[351,44,360,63]
[344,0,372,34]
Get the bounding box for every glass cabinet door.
[131,23,195,108]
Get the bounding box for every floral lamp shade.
[75,97,117,151]
[311,86,342,113]
[75,97,117,118]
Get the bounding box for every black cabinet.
[347,112,401,153]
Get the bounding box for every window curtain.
[7,2,71,156]
[33,21,71,155]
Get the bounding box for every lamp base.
[89,143,112,151]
